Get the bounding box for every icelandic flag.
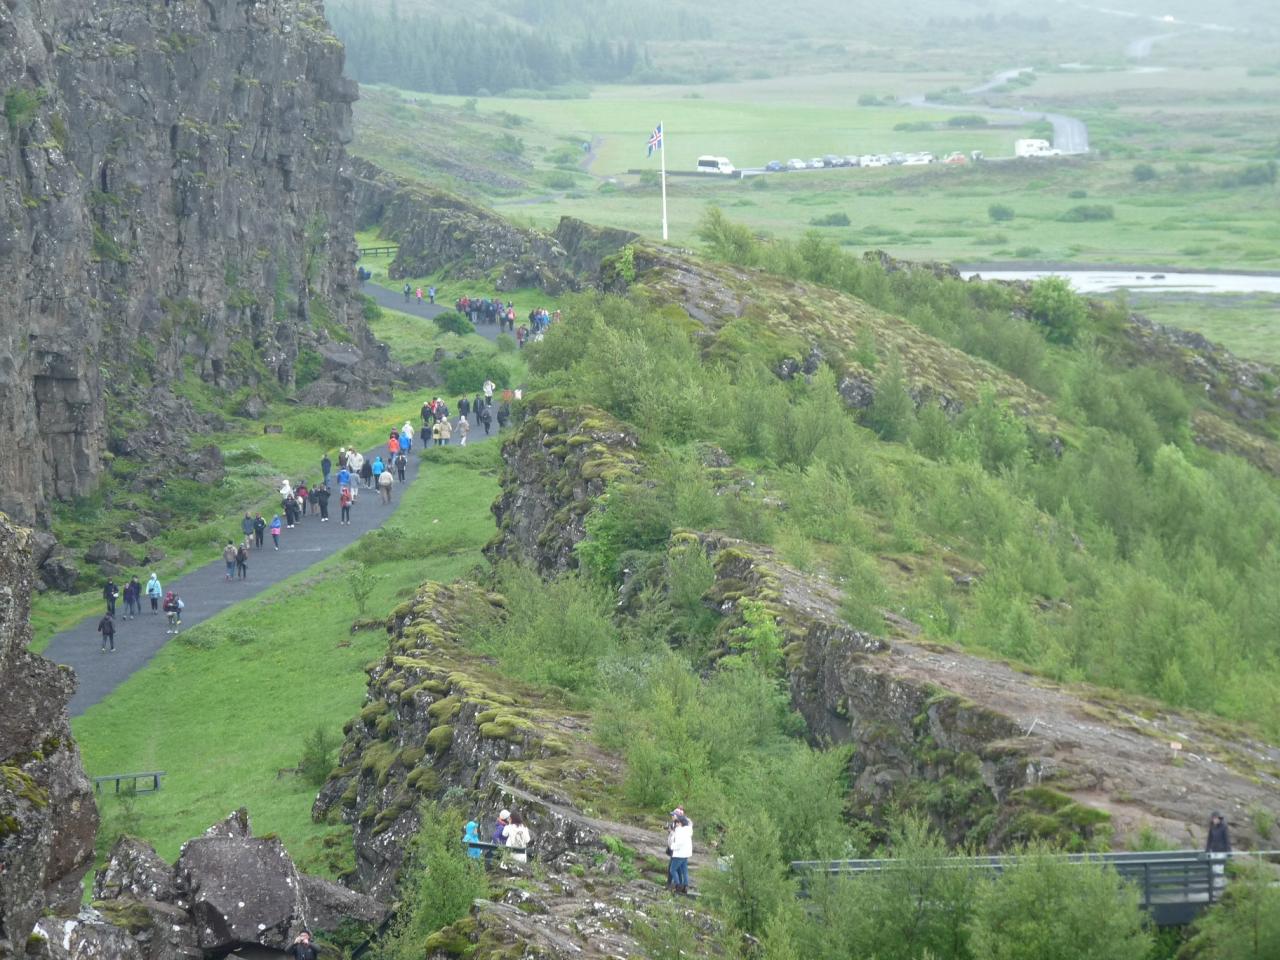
[647,123,663,157]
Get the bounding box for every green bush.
[434,312,475,337]
[810,211,851,227]
[1059,204,1115,222]
[294,348,323,389]
[494,333,517,353]
[4,87,44,132]
[288,411,347,449]
[1131,162,1157,182]
[545,170,576,190]
[1028,276,1085,344]
[298,726,339,786]
[439,355,509,395]
[988,203,1015,222]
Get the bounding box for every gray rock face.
[0,0,370,526]
[0,515,99,957]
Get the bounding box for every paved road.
[359,282,509,344]
[49,293,514,716]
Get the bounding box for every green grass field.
[1124,292,1280,363]
[74,444,500,874]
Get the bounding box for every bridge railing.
[792,849,1280,926]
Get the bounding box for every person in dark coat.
[103,579,119,616]
[97,612,115,652]
[253,514,266,548]
[316,483,331,522]
[321,454,332,487]
[286,930,319,960]
[1206,812,1231,853]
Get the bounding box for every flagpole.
[659,121,669,241]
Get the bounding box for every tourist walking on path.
[432,420,443,446]
[316,483,331,522]
[145,572,162,613]
[439,417,453,445]
[270,515,282,550]
[236,542,249,580]
[253,514,266,549]
[401,421,414,453]
[371,455,385,479]
[321,453,332,487]
[428,285,436,305]
[483,378,495,402]
[667,808,693,894]
[103,579,119,616]
[458,416,471,446]
[340,486,353,524]
[403,282,411,303]
[223,542,237,580]
[97,612,115,653]
[480,405,492,436]
[378,467,394,504]
[360,457,374,490]
[163,592,183,634]
[505,812,531,864]
[395,453,407,483]
[123,576,141,619]
[463,821,482,860]
[241,513,255,547]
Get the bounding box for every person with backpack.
[253,514,266,549]
[236,542,249,580]
[496,403,511,431]
[371,455,385,480]
[504,812,531,864]
[667,808,693,894]
[103,579,119,616]
[223,541,238,581]
[340,485,353,525]
[270,514,282,550]
[145,572,162,613]
[378,466,394,504]
[97,612,115,653]
[388,433,400,459]
[431,419,443,446]
[162,592,183,634]
[480,405,492,436]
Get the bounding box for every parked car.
[808,157,825,168]
[765,160,785,172]
[823,154,843,167]
[786,158,807,170]
[696,155,736,175]
[844,155,862,167]
[943,152,967,164]
[862,155,889,168]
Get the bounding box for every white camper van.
[696,156,736,175]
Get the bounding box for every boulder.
[120,517,162,544]
[94,836,178,903]
[84,540,137,567]
[29,529,59,567]
[38,550,79,592]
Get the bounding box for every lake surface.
[960,269,1280,295]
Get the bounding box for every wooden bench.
[93,771,165,794]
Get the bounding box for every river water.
[959,269,1280,296]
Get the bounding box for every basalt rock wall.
[0,514,97,955]
[0,0,368,526]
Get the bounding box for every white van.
[696,156,736,175]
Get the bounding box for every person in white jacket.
[667,808,693,894]
[504,812,531,864]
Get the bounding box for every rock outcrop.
[0,514,98,956]
[315,582,664,900]
[485,399,641,575]
[0,0,375,525]
[700,534,1280,851]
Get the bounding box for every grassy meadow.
[74,444,500,873]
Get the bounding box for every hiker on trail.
[359,457,374,490]
[496,404,510,431]
[458,397,470,422]
[270,515,282,550]
[480,405,492,436]
[428,285,436,305]
[492,809,510,847]
[421,400,433,429]
[349,449,365,483]
[1206,812,1231,853]
[336,463,351,494]
[308,485,320,518]
[283,492,298,528]
[667,808,693,894]
[123,576,142,619]
[463,820,482,859]
[146,572,162,613]
[316,483,331,522]
[416,287,424,305]
[287,930,319,960]
[297,482,309,517]
[432,420,443,446]
[501,387,514,405]
[321,453,332,487]
[457,416,471,446]
[371,455,385,479]
[439,417,453,445]
[102,579,118,615]
[236,542,249,580]
[395,453,408,483]
[223,541,238,581]
[505,812,531,864]
[253,514,266,549]
[516,325,527,348]
[378,466,394,504]
[403,282,411,303]
[242,512,255,546]
[483,378,496,401]
[338,447,349,469]
[401,421,414,453]
[340,485,353,524]
[162,591,183,634]
[97,612,115,653]
[388,433,400,458]
[473,393,485,420]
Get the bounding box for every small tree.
[865,352,915,441]
[298,725,339,785]
[348,563,377,617]
[1132,162,1157,182]
[702,809,794,936]
[1180,860,1280,960]
[1028,275,1085,344]
[434,312,474,337]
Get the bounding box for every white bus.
[696,155,736,175]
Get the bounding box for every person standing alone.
[97,612,115,653]
[667,808,693,894]
[146,572,162,614]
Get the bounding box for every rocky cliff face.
[0,513,98,956]
[0,0,370,525]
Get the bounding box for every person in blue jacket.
[371,455,385,478]
[462,820,482,859]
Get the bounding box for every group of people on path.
[404,283,437,306]
[422,379,516,444]
[462,808,532,865]
[97,572,182,651]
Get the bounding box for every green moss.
[360,699,390,724]
[426,725,455,753]
[1,767,48,808]
[478,716,534,742]
[406,766,440,794]
[475,710,500,725]
[423,917,476,956]
[93,898,154,934]
[428,695,462,722]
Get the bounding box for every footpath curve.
[48,292,510,716]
